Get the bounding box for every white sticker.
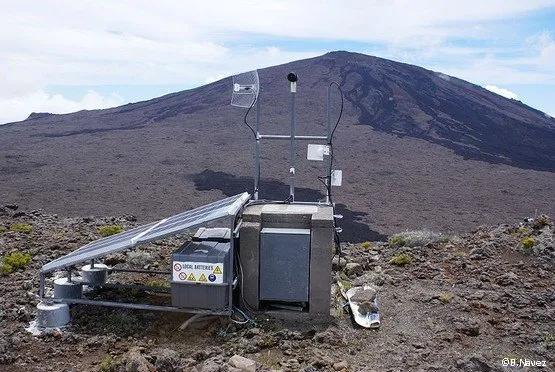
[172,261,224,284]
[331,170,342,186]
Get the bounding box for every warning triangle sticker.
[213,266,222,275]
[199,273,207,282]
[187,273,196,281]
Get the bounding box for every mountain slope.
[331,52,554,170]
[1,51,554,241]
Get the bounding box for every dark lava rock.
[454,318,481,336]
[494,272,519,286]
[152,348,182,372]
[455,356,501,371]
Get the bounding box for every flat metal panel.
[192,227,231,242]
[259,229,310,302]
[41,192,250,273]
[41,222,158,272]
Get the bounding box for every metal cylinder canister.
[53,277,83,299]
[36,301,70,328]
[80,263,109,286]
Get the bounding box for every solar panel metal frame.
[41,192,250,273]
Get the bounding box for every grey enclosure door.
[259,228,310,302]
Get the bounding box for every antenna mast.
[231,71,342,203]
[287,72,298,201]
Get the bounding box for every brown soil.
[0,207,553,371]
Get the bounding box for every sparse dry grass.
[9,223,33,233]
[532,215,550,229]
[439,294,453,303]
[388,230,447,248]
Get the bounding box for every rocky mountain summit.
[0,204,553,371]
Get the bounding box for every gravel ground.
[0,205,553,371]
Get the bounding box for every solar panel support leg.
[39,272,45,299]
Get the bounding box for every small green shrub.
[543,333,555,346]
[390,253,412,266]
[99,355,112,372]
[3,252,32,269]
[0,263,13,276]
[361,241,372,249]
[439,294,453,303]
[340,279,353,291]
[0,226,6,233]
[9,223,33,233]
[98,225,124,237]
[388,235,408,247]
[510,227,528,235]
[522,237,535,249]
[146,280,169,288]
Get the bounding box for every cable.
[323,82,344,205]
[235,247,264,317]
[242,98,260,197]
[328,82,344,143]
[323,82,344,262]
[230,305,254,324]
[243,98,257,139]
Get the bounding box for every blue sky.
[1,1,554,124]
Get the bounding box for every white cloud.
[0,90,125,124]
[2,1,554,85]
[484,85,519,100]
[1,1,555,123]
[204,75,228,85]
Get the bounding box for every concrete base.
[36,302,70,328]
[239,202,334,314]
[80,264,109,286]
[53,277,83,299]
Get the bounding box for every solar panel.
[41,192,250,273]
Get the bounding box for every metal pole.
[326,85,332,204]
[327,85,332,142]
[254,98,261,200]
[259,134,327,140]
[47,297,231,315]
[289,83,297,201]
[228,214,235,310]
[39,272,45,298]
